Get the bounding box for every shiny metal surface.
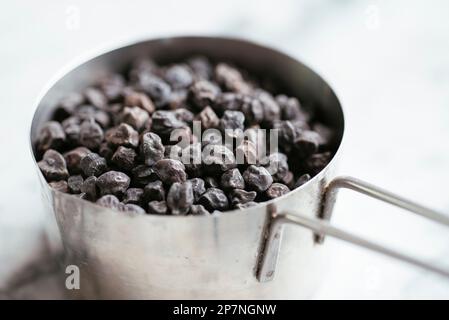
[30,37,344,299]
[258,176,449,282]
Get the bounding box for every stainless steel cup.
[30,36,449,299]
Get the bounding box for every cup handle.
[257,176,449,282]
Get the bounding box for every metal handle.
[257,176,449,282]
[318,176,449,242]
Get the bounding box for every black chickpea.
[36,55,335,214]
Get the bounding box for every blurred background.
[1,0,449,299]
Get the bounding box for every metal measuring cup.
[30,36,449,299]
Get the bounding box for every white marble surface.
[0,0,448,299]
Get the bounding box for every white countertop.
[1,0,448,299]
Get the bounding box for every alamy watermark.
[65,265,80,290]
[65,5,81,31]
[166,121,281,173]
[364,4,381,30]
